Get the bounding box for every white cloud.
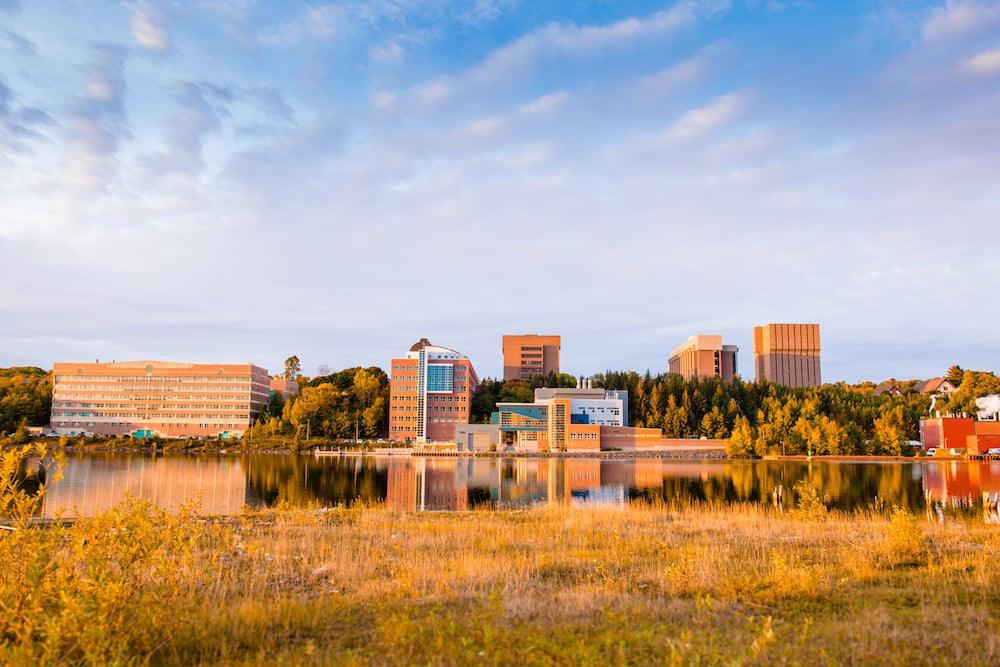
[261,4,344,44]
[412,78,453,104]
[64,44,130,195]
[469,0,726,85]
[126,1,171,51]
[371,90,397,110]
[498,141,557,168]
[664,91,748,141]
[454,115,507,142]
[924,0,1000,41]
[0,79,55,155]
[961,46,1000,75]
[305,5,339,38]
[517,90,568,115]
[633,42,726,96]
[370,40,404,65]
[137,80,231,198]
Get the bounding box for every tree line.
[3,363,998,458]
[249,366,389,444]
[470,368,1000,458]
[0,367,51,435]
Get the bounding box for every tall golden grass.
[2,469,1000,664]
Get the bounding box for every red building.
[389,339,479,443]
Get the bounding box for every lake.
[35,451,1000,521]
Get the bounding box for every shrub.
[885,506,926,566]
[792,479,826,521]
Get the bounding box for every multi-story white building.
[49,361,271,439]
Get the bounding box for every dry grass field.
[4,482,1000,666]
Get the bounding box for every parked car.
[926,448,938,457]
[986,448,1000,456]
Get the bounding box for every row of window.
[391,386,469,392]
[55,412,250,420]
[56,403,252,410]
[54,421,245,429]
[56,375,255,383]
[56,385,254,393]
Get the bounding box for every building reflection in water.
[384,458,734,511]
[42,453,248,518]
[45,453,1000,521]
[921,461,1000,522]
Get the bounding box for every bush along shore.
[3,444,1000,666]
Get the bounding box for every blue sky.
[2,0,998,383]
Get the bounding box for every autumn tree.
[284,355,301,380]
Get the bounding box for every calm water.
[35,451,1000,520]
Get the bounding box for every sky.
[1,0,998,384]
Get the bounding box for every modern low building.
[49,361,271,439]
[920,417,1000,455]
[753,323,821,387]
[389,338,479,443]
[455,424,501,452]
[494,385,660,452]
[502,334,560,381]
[668,335,738,382]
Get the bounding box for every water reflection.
[42,452,248,518]
[37,452,1000,521]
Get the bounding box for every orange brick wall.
[502,334,560,381]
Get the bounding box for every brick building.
[388,339,479,443]
[49,360,271,439]
[502,334,560,381]
[753,323,821,387]
[668,335,738,382]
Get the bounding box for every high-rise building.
[49,361,271,439]
[753,323,821,387]
[668,335,738,382]
[502,334,560,381]
[388,338,479,443]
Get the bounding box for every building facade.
[753,323,821,387]
[502,334,560,381]
[495,386,659,452]
[389,338,479,443]
[49,361,271,439]
[269,376,299,398]
[920,417,1000,455]
[668,335,738,382]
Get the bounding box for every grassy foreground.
[3,496,1000,666]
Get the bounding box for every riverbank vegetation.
[3,478,999,665]
[0,368,51,435]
